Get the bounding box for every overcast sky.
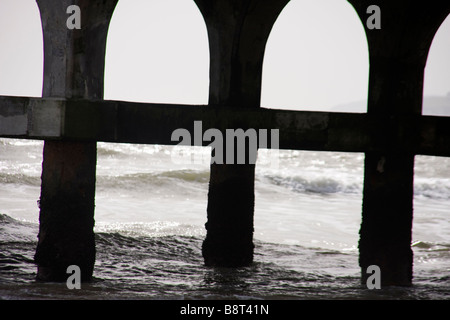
[0,0,449,113]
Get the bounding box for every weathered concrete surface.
[349,0,450,286]
[0,97,63,137]
[35,141,97,282]
[194,0,290,108]
[2,97,450,156]
[34,0,117,282]
[37,0,117,100]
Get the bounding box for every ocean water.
[0,138,448,300]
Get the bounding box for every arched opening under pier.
[261,0,369,113]
[104,0,209,105]
[257,0,368,255]
[413,13,450,280]
[100,0,210,235]
[423,14,450,117]
[0,0,43,98]
[0,0,43,223]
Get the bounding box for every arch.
[104,0,209,105]
[0,1,44,223]
[256,0,367,252]
[0,0,43,97]
[423,14,450,116]
[414,13,450,275]
[261,0,369,113]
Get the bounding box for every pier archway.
[256,0,368,252]
[423,14,450,117]
[0,0,43,98]
[414,14,450,275]
[99,0,211,230]
[0,0,44,223]
[261,0,369,113]
[104,0,209,105]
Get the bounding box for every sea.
[0,137,449,302]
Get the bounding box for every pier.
[1,0,449,286]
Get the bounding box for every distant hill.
[331,93,450,116]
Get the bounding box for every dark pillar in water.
[195,0,289,266]
[348,1,450,286]
[34,0,117,281]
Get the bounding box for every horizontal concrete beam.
[62,99,373,152]
[0,96,63,138]
[1,96,450,156]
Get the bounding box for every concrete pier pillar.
[348,1,449,286]
[195,0,289,266]
[34,0,117,281]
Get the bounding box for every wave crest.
[263,174,362,195]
